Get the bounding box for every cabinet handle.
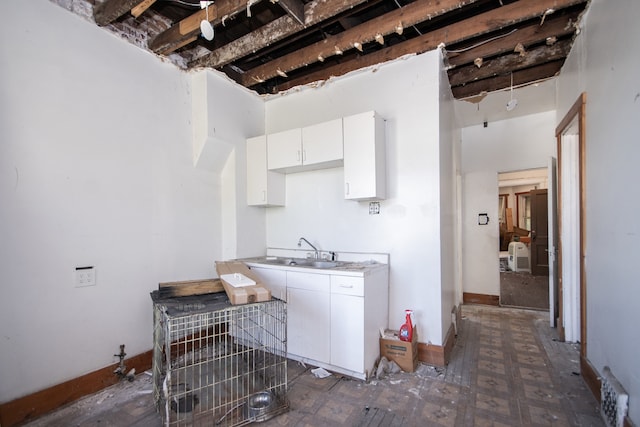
[262,190,266,201]
[345,182,350,195]
[302,150,306,162]
[339,284,353,288]
[297,150,301,162]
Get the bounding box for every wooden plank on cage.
[158,278,225,298]
[215,261,272,305]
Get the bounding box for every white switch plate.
[75,266,96,287]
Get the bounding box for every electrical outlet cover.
[75,266,96,287]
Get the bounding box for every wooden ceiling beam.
[272,0,585,92]
[131,0,156,19]
[149,0,254,55]
[451,60,564,98]
[446,10,582,68]
[275,0,305,25]
[94,0,144,26]
[448,39,572,86]
[240,0,479,86]
[189,0,373,69]
[242,0,584,86]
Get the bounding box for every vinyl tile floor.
[24,304,604,426]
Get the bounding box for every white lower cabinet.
[247,262,388,380]
[286,271,331,363]
[330,286,364,372]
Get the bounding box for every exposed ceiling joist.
[267,0,586,93]
[446,9,582,68]
[189,0,372,69]
[240,0,479,86]
[131,0,157,18]
[80,0,589,97]
[451,60,564,99]
[448,39,572,86]
[149,0,255,55]
[275,0,305,25]
[94,0,144,26]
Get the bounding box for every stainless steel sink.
[252,257,340,269]
[309,261,338,268]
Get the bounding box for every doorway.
[498,168,549,310]
[555,93,587,351]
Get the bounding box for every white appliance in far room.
[508,241,530,273]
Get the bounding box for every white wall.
[438,62,459,340]
[263,51,455,345]
[460,112,556,296]
[556,0,640,422]
[0,1,260,403]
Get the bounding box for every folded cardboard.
[379,328,418,373]
[215,261,271,305]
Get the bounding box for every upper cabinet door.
[301,118,344,168]
[267,128,302,171]
[343,111,386,200]
[247,135,285,206]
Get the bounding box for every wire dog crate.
[151,292,288,426]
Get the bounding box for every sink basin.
[251,257,340,269]
[309,261,339,269]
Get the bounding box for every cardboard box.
[379,328,418,373]
[215,261,271,305]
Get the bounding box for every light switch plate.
[75,266,96,287]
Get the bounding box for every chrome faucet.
[298,237,320,259]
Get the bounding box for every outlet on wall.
[75,266,96,287]
[369,201,380,215]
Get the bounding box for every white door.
[548,157,558,327]
[560,132,581,342]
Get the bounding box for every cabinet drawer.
[331,275,364,296]
[287,271,330,292]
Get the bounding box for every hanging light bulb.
[200,2,214,41]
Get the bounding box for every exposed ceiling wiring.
[445,28,518,53]
[162,0,201,8]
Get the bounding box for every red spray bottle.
[399,310,414,342]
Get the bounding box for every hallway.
[25,305,603,426]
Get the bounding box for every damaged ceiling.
[80,0,589,97]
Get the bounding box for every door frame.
[555,92,587,356]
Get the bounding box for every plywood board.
[215,261,271,305]
[158,279,224,298]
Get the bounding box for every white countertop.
[240,256,388,277]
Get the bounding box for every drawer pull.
[339,284,354,288]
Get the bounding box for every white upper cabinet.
[246,135,285,206]
[343,111,386,200]
[267,118,343,173]
[301,118,344,169]
[267,128,302,171]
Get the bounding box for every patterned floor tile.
[476,374,509,394]
[478,359,507,376]
[475,392,513,418]
[420,400,458,426]
[519,367,552,384]
[527,404,571,426]
[479,347,505,360]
